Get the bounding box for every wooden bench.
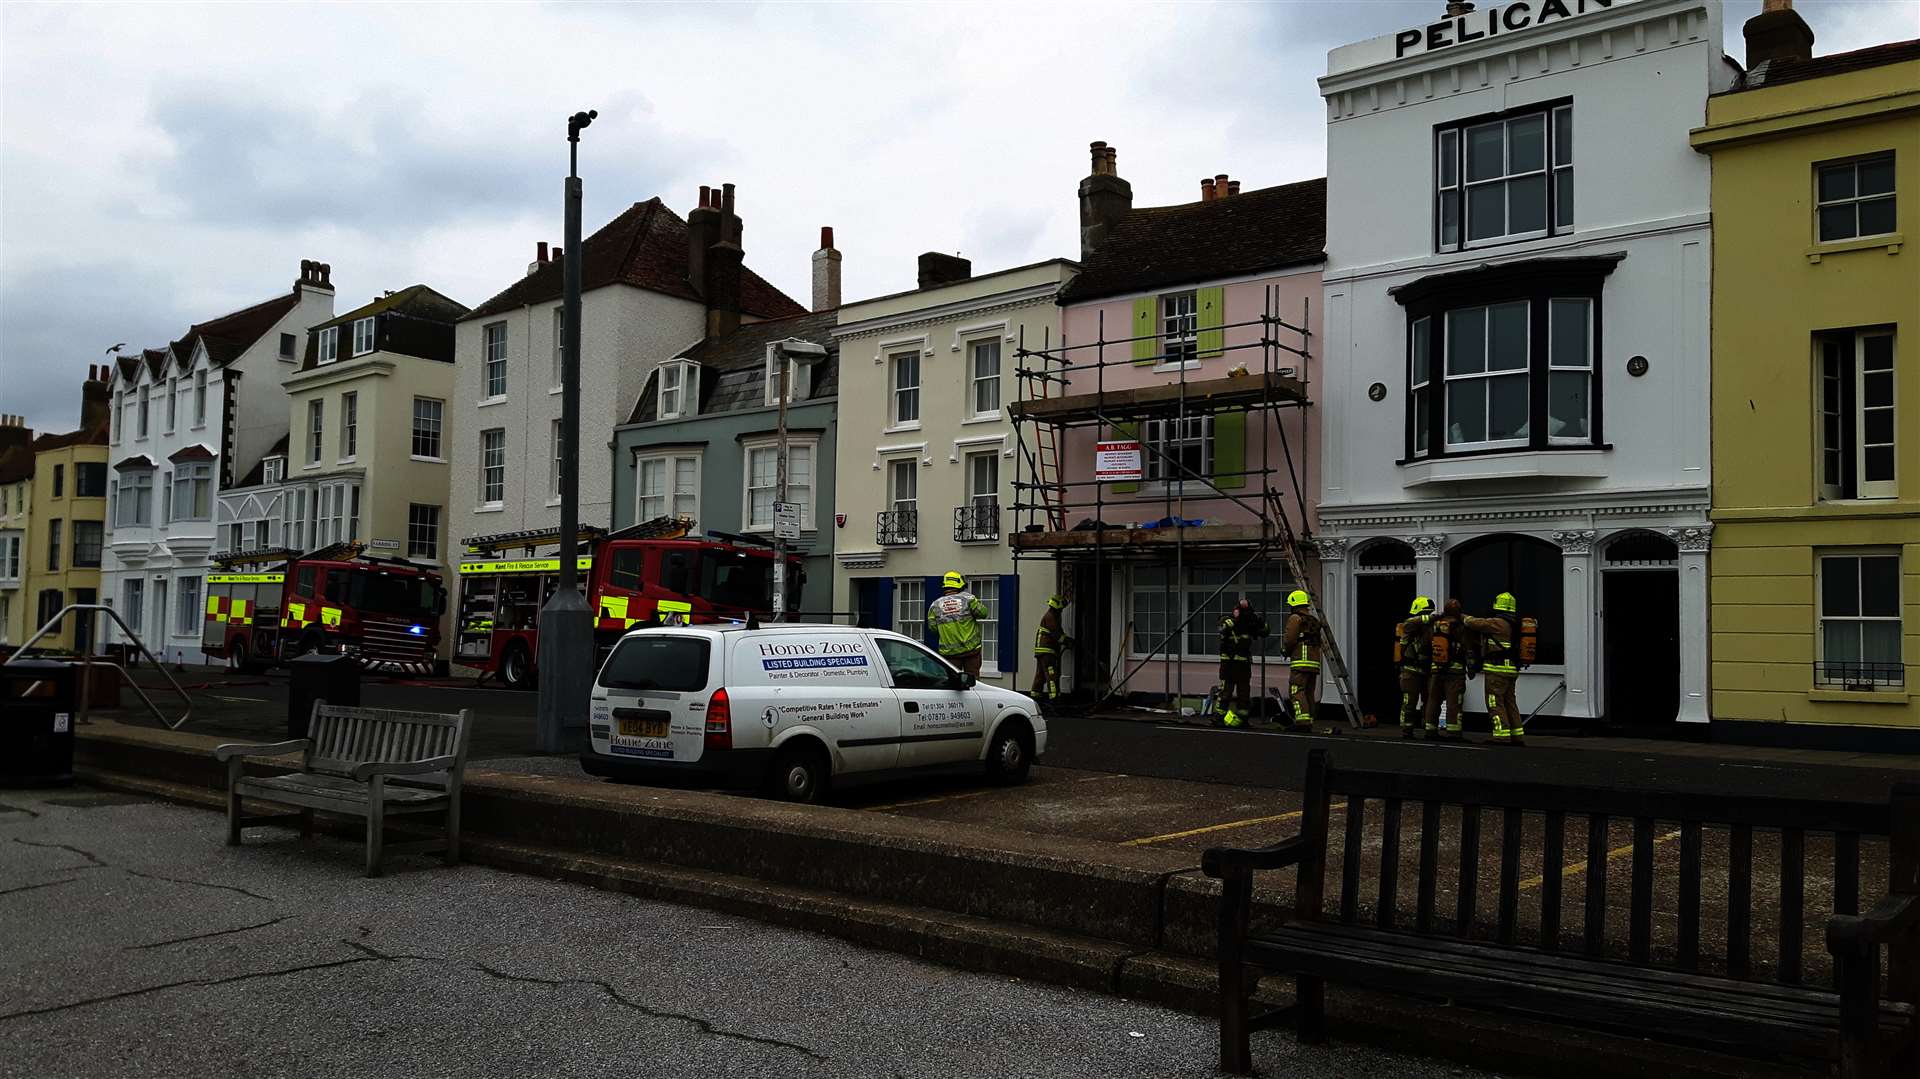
[1204,750,1919,1078]
[214,704,472,877]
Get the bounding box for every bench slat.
[1836,832,1860,917]
[1630,817,1655,964]
[1679,821,1703,971]
[1341,795,1364,924]
[1457,804,1481,939]
[1541,810,1565,953]
[1498,807,1523,946]
[1729,823,1754,979]
[1377,798,1402,930]
[1781,827,1806,985]
[1416,800,1440,934]
[1585,813,1609,956]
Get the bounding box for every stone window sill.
[1806,233,1903,263]
[1807,688,1911,705]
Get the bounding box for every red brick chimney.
[81,364,111,432]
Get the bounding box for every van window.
[601,635,710,692]
[876,638,955,689]
[609,547,643,591]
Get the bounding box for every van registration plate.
[618,716,670,739]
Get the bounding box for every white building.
[103,261,335,663]
[1315,0,1730,725]
[448,190,804,549]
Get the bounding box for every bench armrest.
[1202,836,1311,879]
[213,739,311,763]
[350,755,459,782]
[1827,892,1920,954]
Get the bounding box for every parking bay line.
[1123,803,1346,847]
[1519,828,1683,891]
[862,772,1127,812]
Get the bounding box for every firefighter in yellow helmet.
[1397,596,1435,738]
[1424,598,1468,740]
[1281,589,1321,731]
[927,571,990,678]
[1214,597,1268,728]
[1031,594,1070,705]
[1466,591,1524,743]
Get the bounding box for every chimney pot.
[820,226,834,250]
[1444,1,1475,16]
[1201,178,1216,202]
[1078,140,1133,259]
[721,182,736,217]
[1228,180,1242,196]
[699,184,711,209]
[537,241,549,263]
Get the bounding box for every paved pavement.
[0,787,1491,1079]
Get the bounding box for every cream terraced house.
[831,255,1074,688]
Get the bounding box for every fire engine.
[202,542,448,671]
[456,516,803,689]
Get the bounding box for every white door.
[873,636,984,769]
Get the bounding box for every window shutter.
[1131,299,1157,365]
[997,573,1020,673]
[1214,412,1247,489]
[922,576,943,649]
[1196,286,1226,359]
[1110,421,1141,496]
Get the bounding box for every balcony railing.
[954,500,1000,543]
[877,509,918,547]
[1814,661,1906,690]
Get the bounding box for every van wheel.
[500,643,535,691]
[768,743,828,804]
[985,722,1033,786]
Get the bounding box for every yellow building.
[0,417,33,647]
[1692,9,1919,734]
[15,370,112,653]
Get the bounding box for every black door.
[1354,574,1416,725]
[1070,560,1114,702]
[1603,571,1680,724]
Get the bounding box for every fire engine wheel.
[226,639,249,673]
[500,643,535,691]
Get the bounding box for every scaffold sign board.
[1095,440,1143,482]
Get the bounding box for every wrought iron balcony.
[876,509,918,547]
[954,500,1000,543]
[1813,661,1905,690]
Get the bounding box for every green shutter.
[1110,421,1141,496]
[1213,412,1246,490]
[1196,286,1225,359]
[1131,298,1157,365]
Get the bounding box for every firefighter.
[927,571,990,678]
[1281,590,1320,731]
[1215,598,1268,728]
[1397,596,1435,738]
[1031,595,1070,705]
[1424,598,1468,740]
[1467,591,1525,744]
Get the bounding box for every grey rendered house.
[612,310,839,616]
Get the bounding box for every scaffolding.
[1008,285,1362,725]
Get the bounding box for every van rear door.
[593,632,714,763]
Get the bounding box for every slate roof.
[1057,177,1327,305]
[0,445,33,485]
[188,291,303,367]
[31,424,109,452]
[312,284,468,332]
[627,310,839,425]
[463,199,806,323]
[1731,38,1920,91]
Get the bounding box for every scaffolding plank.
[1008,370,1305,425]
[1010,523,1273,551]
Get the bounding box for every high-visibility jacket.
[1218,611,1267,664]
[927,590,989,657]
[1467,614,1517,675]
[1282,612,1322,670]
[1033,609,1065,655]
[1397,616,1432,674]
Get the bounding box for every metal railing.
[953,500,1000,543]
[1813,661,1905,690]
[2,603,193,729]
[877,509,918,547]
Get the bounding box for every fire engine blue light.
[408,625,425,636]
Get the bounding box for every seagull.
[106,343,126,354]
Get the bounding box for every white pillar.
[1409,533,1446,601]
[1314,537,1349,707]
[1554,529,1598,720]
[1669,524,1713,724]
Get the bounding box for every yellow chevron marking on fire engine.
[320,607,342,627]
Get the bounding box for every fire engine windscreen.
[699,554,775,611]
[345,572,442,619]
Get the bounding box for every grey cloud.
[0,261,183,435]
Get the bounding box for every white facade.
[1316,0,1729,723]
[448,286,704,543]
[103,267,333,663]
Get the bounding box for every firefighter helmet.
[1409,596,1434,616]
[943,571,966,590]
[1287,589,1311,609]
[1494,591,1518,613]
[1048,595,1065,610]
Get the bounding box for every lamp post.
[536,107,597,753]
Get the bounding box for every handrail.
[2,603,194,730]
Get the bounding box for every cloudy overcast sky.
[2,0,1914,434]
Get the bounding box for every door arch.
[1448,533,1564,665]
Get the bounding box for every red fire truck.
[455,516,802,689]
[202,542,448,671]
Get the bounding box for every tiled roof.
[627,310,839,425]
[1730,38,1920,92]
[312,284,468,332]
[31,424,108,452]
[463,198,806,322]
[192,291,302,367]
[1057,177,1327,305]
[0,445,33,485]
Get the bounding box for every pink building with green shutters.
[1011,142,1325,705]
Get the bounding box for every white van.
[579,623,1047,802]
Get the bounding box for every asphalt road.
[0,787,1492,1079]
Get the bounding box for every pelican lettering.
[1395,0,1612,58]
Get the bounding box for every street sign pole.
[773,346,788,619]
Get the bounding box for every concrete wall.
[611,396,839,617]
[1699,57,1920,729]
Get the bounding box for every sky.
[2,0,1915,436]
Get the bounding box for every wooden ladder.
[1268,493,1363,728]
[1030,379,1066,531]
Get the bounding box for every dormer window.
[767,352,810,407]
[318,326,340,365]
[659,361,698,420]
[264,457,284,484]
[351,317,376,356]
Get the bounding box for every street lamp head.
[569,109,598,139]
